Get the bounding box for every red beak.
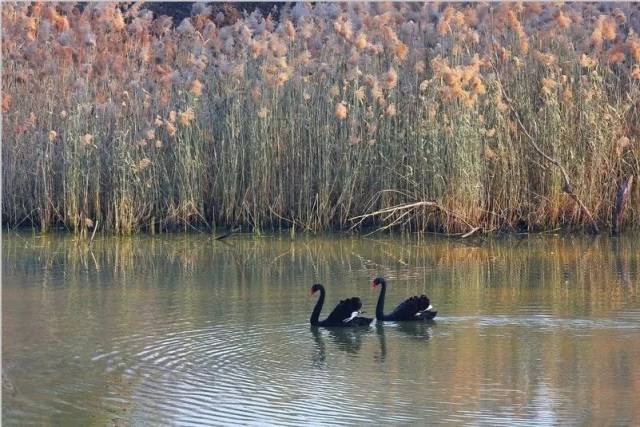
[308,288,314,296]
[371,281,377,289]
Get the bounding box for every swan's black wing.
[390,295,431,321]
[324,297,363,324]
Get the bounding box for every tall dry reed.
[2,2,639,234]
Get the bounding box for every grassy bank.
[2,2,639,235]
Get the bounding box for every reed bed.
[2,2,639,234]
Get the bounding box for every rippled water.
[3,233,639,425]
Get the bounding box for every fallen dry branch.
[349,200,478,234]
[215,226,242,241]
[461,227,482,239]
[350,201,440,223]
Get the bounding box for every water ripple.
[4,233,640,425]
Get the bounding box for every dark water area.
[3,233,639,425]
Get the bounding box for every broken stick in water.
[215,226,242,241]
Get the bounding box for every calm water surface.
[3,233,640,425]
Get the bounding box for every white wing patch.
[343,311,360,323]
[415,305,434,316]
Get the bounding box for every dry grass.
[2,2,639,234]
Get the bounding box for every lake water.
[2,232,639,425]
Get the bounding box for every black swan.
[309,284,373,327]
[372,277,437,321]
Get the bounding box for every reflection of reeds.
[2,3,639,234]
[4,233,637,305]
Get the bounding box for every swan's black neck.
[375,280,386,320]
[310,285,325,326]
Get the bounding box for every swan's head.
[310,283,323,295]
[371,277,386,288]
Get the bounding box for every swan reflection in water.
[311,326,373,365]
[311,320,435,364]
[375,322,434,362]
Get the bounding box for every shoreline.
[3,225,637,238]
